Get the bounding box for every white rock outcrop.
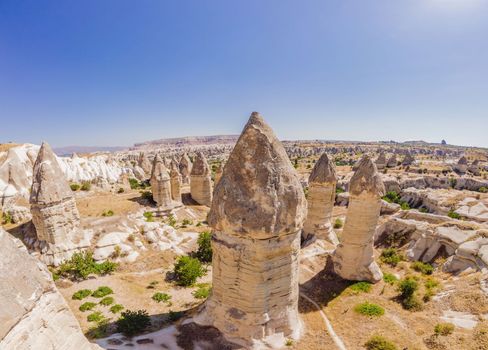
[195,112,307,348]
[190,152,213,206]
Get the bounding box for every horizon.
[1,1,487,148]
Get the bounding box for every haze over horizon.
[1,0,487,148]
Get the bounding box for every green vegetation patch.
[116,310,151,336]
[72,289,92,300]
[110,304,124,314]
[87,311,105,323]
[434,323,454,336]
[79,302,97,312]
[152,292,172,303]
[380,248,403,267]
[173,256,206,286]
[383,273,398,284]
[195,231,212,263]
[411,261,434,275]
[193,283,212,299]
[99,296,115,306]
[92,286,113,298]
[349,281,372,293]
[55,251,117,280]
[365,335,398,350]
[354,302,385,317]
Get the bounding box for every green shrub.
[81,181,91,191]
[479,187,488,193]
[424,277,439,290]
[364,335,398,350]
[449,177,457,188]
[152,292,171,303]
[349,281,372,293]
[285,339,293,346]
[141,191,153,201]
[382,191,401,204]
[380,248,402,267]
[333,218,343,229]
[383,273,398,284]
[101,210,114,217]
[70,183,80,191]
[195,231,212,263]
[92,286,113,298]
[72,289,92,300]
[397,277,422,310]
[419,207,429,213]
[448,210,461,220]
[168,310,184,322]
[167,214,177,227]
[87,311,105,323]
[181,218,193,226]
[129,178,139,189]
[79,302,97,312]
[117,187,125,193]
[354,302,385,317]
[87,319,110,339]
[434,323,454,336]
[99,296,115,306]
[173,256,206,286]
[1,211,13,225]
[411,261,434,275]
[400,202,410,210]
[335,187,345,194]
[193,284,211,299]
[110,304,124,314]
[143,211,154,222]
[116,310,151,336]
[55,251,117,280]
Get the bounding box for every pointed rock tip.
[349,155,385,196]
[309,153,337,183]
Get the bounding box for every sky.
[0,0,487,148]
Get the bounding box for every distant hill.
[53,145,127,156]
[132,135,240,149]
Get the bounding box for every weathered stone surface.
[29,142,90,266]
[150,154,173,210]
[375,152,386,170]
[169,158,182,203]
[190,152,213,206]
[196,112,307,348]
[402,152,415,166]
[214,162,223,185]
[0,228,101,349]
[386,154,397,168]
[333,155,385,283]
[302,153,338,245]
[138,152,152,175]
[179,153,192,184]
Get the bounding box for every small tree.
[116,310,151,336]
[196,231,212,263]
[173,256,205,286]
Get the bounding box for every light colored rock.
[402,152,415,166]
[195,112,307,348]
[386,154,397,168]
[375,152,386,170]
[150,154,174,210]
[179,153,192,184]
[302,153,339,245]
[138,152,152,175]
[0,228,101,349]
[190,152,213,206]
[214,162,223,185]
[333,155,385,283]
[169,158,182,203]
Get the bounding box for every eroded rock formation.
[195,112,307,348]
[169,158,182,203]
[179,153,192,184]
[302,153,339,245]
[150,154,174,210]
[0,228,101,349]
[190,152,213,206]
[332,155,385,283]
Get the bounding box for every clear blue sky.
[1,0,487,148]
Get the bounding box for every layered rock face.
[30,143,81,244]
[190,152,213,206]
[332,155,385,283]
[454,156,468,174]
[0,228,101,349]
[179,153,192,184]
[138,152,152,175]
[375,152,386,170]
[169,158,182,203]
[214,162,223,185]
[150,154,173,210]
[386,154,397,168]
[302,153,339,245]
[402,152,415,166]
[195,112,307,347]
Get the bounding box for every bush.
[354,302,385,317]
[72,289,92,300]
[382,191,401,204]
[116,310,151,336]
[101,210,114,217]
[81,181,91,191]
[141,191,153,201]
[87,311,105,323]
[55,251,117,280]
[383,273,398,284]
[397,277,422,310]
[479,187,488,193]
[129,178,139,189]
[365,335,398,350]
[349,281,372,293]
[434,323,454,336]
[167,214,177,227]
[173,256,206,286]
[193,284,212,299]
[92,286,113,298]
[99,296,115,306]
[181,219,193,226]
[195,231,212,263]
[117,187,125,193]
[152,292,171,303]
[335,187,345,194]
[1,211,13,225]
[87,319,110,339]
[411,261,434,275]
[333,218,343,229]
[380,248,402,267]
[448,210,461,220]
[79,302,97,312]
[110,304,124,314]
[70,183,80,191]
[143,211,154,222]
